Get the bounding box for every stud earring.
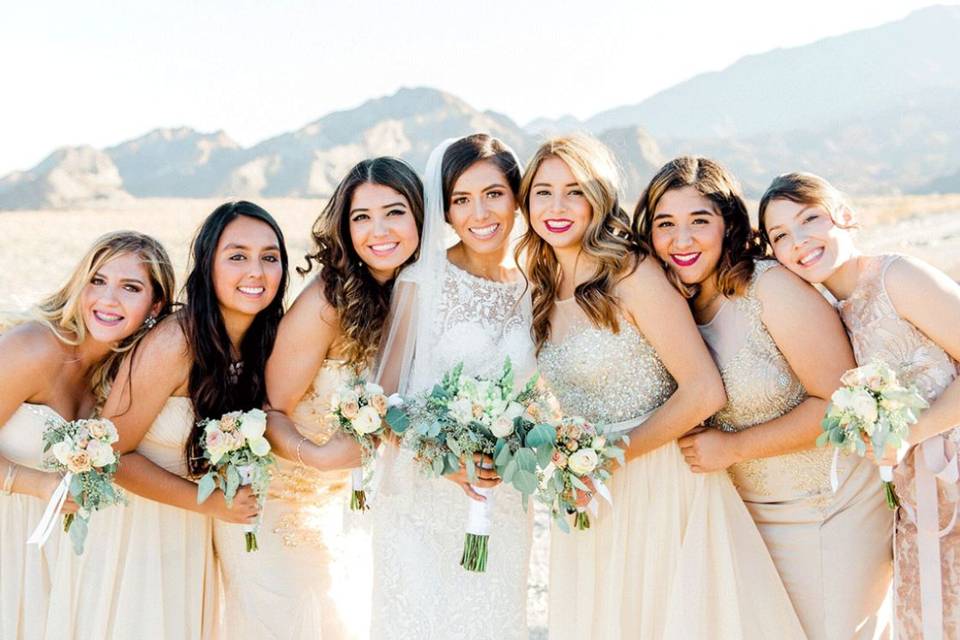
[144,316,158,329]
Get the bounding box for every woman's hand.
[678,426,742,473]
[201,486,260,524]
[864,441,902,468]
[444,453,500,502]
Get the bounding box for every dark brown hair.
[300,157,424,368]
[441,133,521,214]
[634,156,763,299]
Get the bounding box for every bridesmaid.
[635,156,893,639]
[0,231,173,640]
[223,157,422,639]
[760,172,960,640]
[517,135,804,639]
[48,202,288,639]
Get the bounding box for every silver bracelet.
[1,463,19,496]
[296,436,309,467]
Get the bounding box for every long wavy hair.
[634,156,764,300]
[35,231,176,406]
[300,157,424,369]
[757,171,855,249]
[182,201,289,476]
[515,134,642,353]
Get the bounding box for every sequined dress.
[213,360,366,639]
[838,254,960,639]
[539,297,805,640]
[0,404,65,640]
[370,261,536,640]
[699,260,892,639]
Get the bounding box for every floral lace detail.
[839,254,960,637]
[370,260,536,640]
[700,261,834,505]
[538,302,676,425]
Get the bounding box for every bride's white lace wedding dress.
[370,259,536,640]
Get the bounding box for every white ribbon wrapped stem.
[466,486,494,536]
[27,472,73,547]
[236,464,262,535]
[587,478,613,516]
[351,468,364,492]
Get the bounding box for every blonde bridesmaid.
[217,158,423,639]
[637,157,893,639]
[0,232,173,640]
[761,172,960,640]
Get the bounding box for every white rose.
[240,409,268,440]
[449,398,474,425]
[830,387,856,412]
[568,449,599,476]
[51,440,73,466]
[352,405,382,435]
[85,440,116,467]
[491,414,515,438]
[248,436,272,457]
[503,402,524,420]
[364,382,384,397]
[850,389,879,425]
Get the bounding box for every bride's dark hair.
[182,201,289,476]
[441,133,521,212]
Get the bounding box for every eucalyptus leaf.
[502,459,518,484]
[513,469,538,495]
[385,406,409,434]
[554,514,571,534]
[225,465,241,501]
[526,423,556,449]
[197,473,217,504]
[514,448,537,472]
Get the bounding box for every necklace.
[227,360,244,385]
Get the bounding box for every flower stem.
[350,489,368,512]
[63,513,74,533]
[574,511,591,531]
[245,532,258,552]
[461,533,489,572]
[883,480,900,511]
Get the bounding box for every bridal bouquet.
[537,416,624,532]
[393,358,551,572]
[31,417,125,554]
[196,409,276,551]
[818,361,928,509]
[330,378,406,511]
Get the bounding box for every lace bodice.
[699,261,833,504]
[538,298,676,427]
[838,255,959,408]
[409,260,536,393]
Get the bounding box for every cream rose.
[850,389,879,425]
[66,450,93,474]
[248,436,271,457]
[552,450,568,469]
[491,414,515,438]
[370,393,389,417]
[352,405,382,435]
[240,409,268,440]
[51,440,73,466]
[85,440,116,467]
[568,449,599,476]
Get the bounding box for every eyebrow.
[653,208,715,220]
[451,182,508,196]
[350,202,407,215]
[531,182,580,189]
[766,206,815,233]
[223,243,281,252]
[95,272,146,286]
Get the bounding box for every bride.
[371,134,535,639]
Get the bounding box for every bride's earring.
[144,315,158,330]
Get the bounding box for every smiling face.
[348,182,420,283]
[445,159,517,256]
[80,252,160,343]
[527,156,593,251]
[649,185,725,286]
[212,215,284,323]
[763,199,855,284]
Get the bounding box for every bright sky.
[0,0,944,175]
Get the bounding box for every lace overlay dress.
[370,261,536,640]
[214,360,367,639]
[539,298,805,640]
[699,260,892,640]
[0,404,66,640]
[838,254,960,639]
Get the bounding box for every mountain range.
[1,5,958,209]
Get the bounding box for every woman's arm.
[886,256,960,445]
[265,278,361,471]
[679,265,855,472]
[103,318,257,523]
[618,259,727,462]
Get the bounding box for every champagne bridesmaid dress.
[838,254,960,639]
[214,359,368,639]
[45,398,220,640]
[698,260,892,639]
[0,404,64,640]
[539,297,805,640]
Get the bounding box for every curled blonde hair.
[515,134,643,353]
[758,172,855,249]
[35,231,176,405]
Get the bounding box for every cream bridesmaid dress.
[0,404,65,640]
[214,359,368,639]
[539,297,805,640]
[45,397,220,640]
[839,254,960,640]
[698,260,892,640]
